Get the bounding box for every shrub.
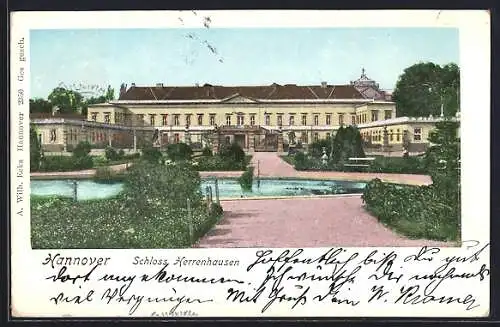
[118,149,125,158]
[310,138,332,158]
[331,126,365,164]
[122,161,203,217]
[219,143,245,164]
[39,155,94,172]
[195,155,247,171]
[202,146,213,157]
[369,156,426,174]
[73,141,92,159]
[74,155,94,170]
[362,179,459,241]
[124,152,141,160]
[238,166,254,191]
[294,152,308,170]
[361,121,461,242]
[93,166,125,184]
[105,146,120,161]
[141,146,163,164]
[92,156,109,166]
[166,143,193,161]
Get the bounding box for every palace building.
[31,70,459,154]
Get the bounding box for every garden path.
[195,196,453,248]
[248,152,432,185]
[195,152,451,248]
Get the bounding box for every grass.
[31,194,223,249]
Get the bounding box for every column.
[108,131,112,147]
[212,133,219,154]
[63,128,68,152]
[133,129,137,152]
[277,130,284,153]
[249,133,255,152]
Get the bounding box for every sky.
[30,27,459,99]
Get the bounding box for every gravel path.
[196,152,450,248]
[195,196,453,248]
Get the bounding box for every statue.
[321,147,329,166]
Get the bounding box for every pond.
[30,178,366,201]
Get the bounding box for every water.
[30,179,124,201]
[30,178,366,200]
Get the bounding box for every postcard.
[10,10,490,318]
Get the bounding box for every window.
[91,132,96,142]
[104,112,111,124]
[226,115,232,126]
[49,129,57,142]
[162,114,168,126]
[385,110,392,120]
[414,128,422,141]
[289,115,295,126]
[174,115,180,126]
[397,129,400,142]
[301,114,307,126]
[186,114,191,126]
[225,136,231,144]
[197,114,203,125]
[91,112,97,122]
[314,115,319,126]
[149,114,155,126]
[352,115,356,125]
[326,114,331,125]
[250,115,255,126]
[326,132,331,139]
[301,132,308,143]
[237,115,244,126]
[137,114,145,125]
[209,114,216,126]
[314,132,319,142]
[339,114,344,126]
[371,111,378,122]
[277,115,283,126]
[363,114,367,123]
[265,114,270,125]
[174,133,180,143]
[390,129,394,141]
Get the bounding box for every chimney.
[321,81,327,88]
[131,82,136,87]
[156,83,163,87]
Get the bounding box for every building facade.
[31,71,459,154]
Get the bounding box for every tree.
[424,120,460,196]
[29,98,52,114]
[330,126,365,164]
[81,85,115,116]
[30,125,42,171]
[392,62,460,118]
[47,87,84,114]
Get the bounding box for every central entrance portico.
[211,125,284,153]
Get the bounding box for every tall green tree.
[331,126,365,164]
[81,85,115,116]
[30,125,42,171]
[392,62,460,118]
[47,87,84,114]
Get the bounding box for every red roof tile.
[118,84,367,101]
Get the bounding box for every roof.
[118,84,367,101]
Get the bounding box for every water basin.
[30,178,366,201]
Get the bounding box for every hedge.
[362,178,460,241]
